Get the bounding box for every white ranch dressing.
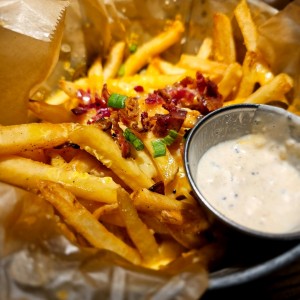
[196,133,300,234]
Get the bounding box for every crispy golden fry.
[183,109,201,128]
[88,58,103,78]
[212,13,236,64]
[88,58,103,95]
[103,41,126,80]
[218,63,243,100]
[145,62,162,75]
[151,57,187,75]
[177,55,227,79]
[139,213,170,234]
[0,123,74,155]
[197,37,213,60]
[28,100,76,123]
[38,181,141,264]
[93,203,119,219]
[117,188,159,262]
[69,125,154,190]
[167,224,206,249]
[123,20,184,76]
[107,73,190,96]
[0,155,119,203]
[246,73,293,104]
[18,148,48,163]
[234,0,258,52]
[45,77,90,105]
[49,152,67,168]
[235,51,258,99]
[235,51,274,99]
[132,188,194,212]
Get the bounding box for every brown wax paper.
[0,0,69,125]
[1,0,300,299]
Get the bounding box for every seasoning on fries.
[0,0,296,271]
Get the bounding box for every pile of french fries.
[0,0,296,269]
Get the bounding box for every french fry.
[167,224,206,249]
[88,58,103,95]
[38,181,141,264]
[234,0,258,52]
[107,73,190,95]
[132,188,194,212]
[218,62,243,100]
[212,13,236,64]
[123,20,184,76]
[117,188,159,263]
[0,123,75,155]
[69,125,154,190]
[235,51,258,99]
[246,73,294,104]
[197,37,213,60]
[93,203,118,218]
[45,77,90,105]
[103,41,126,80]
[177,55,228,79]
[0,155,119,203]
[151,57,187,75]
[28,100,76,123]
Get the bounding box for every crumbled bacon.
[144,71,222,115]
[145,91,164,105]
[134,85,144,93]
[152,106,187,137]
[71,84,111,122]
[141,112,151,132]
[111,112,131,158]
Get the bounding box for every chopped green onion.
[118,64,125,77]
[129,43,138,53]
[162,129,178,146]
[124,128,144,151]
[108,93,127,109]
[151,140,166,158]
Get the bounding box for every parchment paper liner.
[0,0,300,299]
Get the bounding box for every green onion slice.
[129,43,138,53]
[108,93,127,109]
[118,64,125,77]
[124,128,144,151]
[151,140,166,158]
[161,129,178,146]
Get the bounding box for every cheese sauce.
[196,133,300,234]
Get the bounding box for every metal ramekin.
[184,103,300,240]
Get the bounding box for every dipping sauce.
[196,133,300,234]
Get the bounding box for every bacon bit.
[111,112,131,158]
[94,118,112,131]
[71,106,88,115]
[141,112,151,132]
[149,181,165,195]
[145,91,164,105]
[153,107,187,137]
[87,108,111,124]
[101,84,111,103]
[145,71,222,115]
[125,97,139,120]
[134,85,144,93]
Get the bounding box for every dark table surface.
[202,258,300,300]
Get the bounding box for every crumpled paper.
[0,0,300,299]
[0,183,209,300]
